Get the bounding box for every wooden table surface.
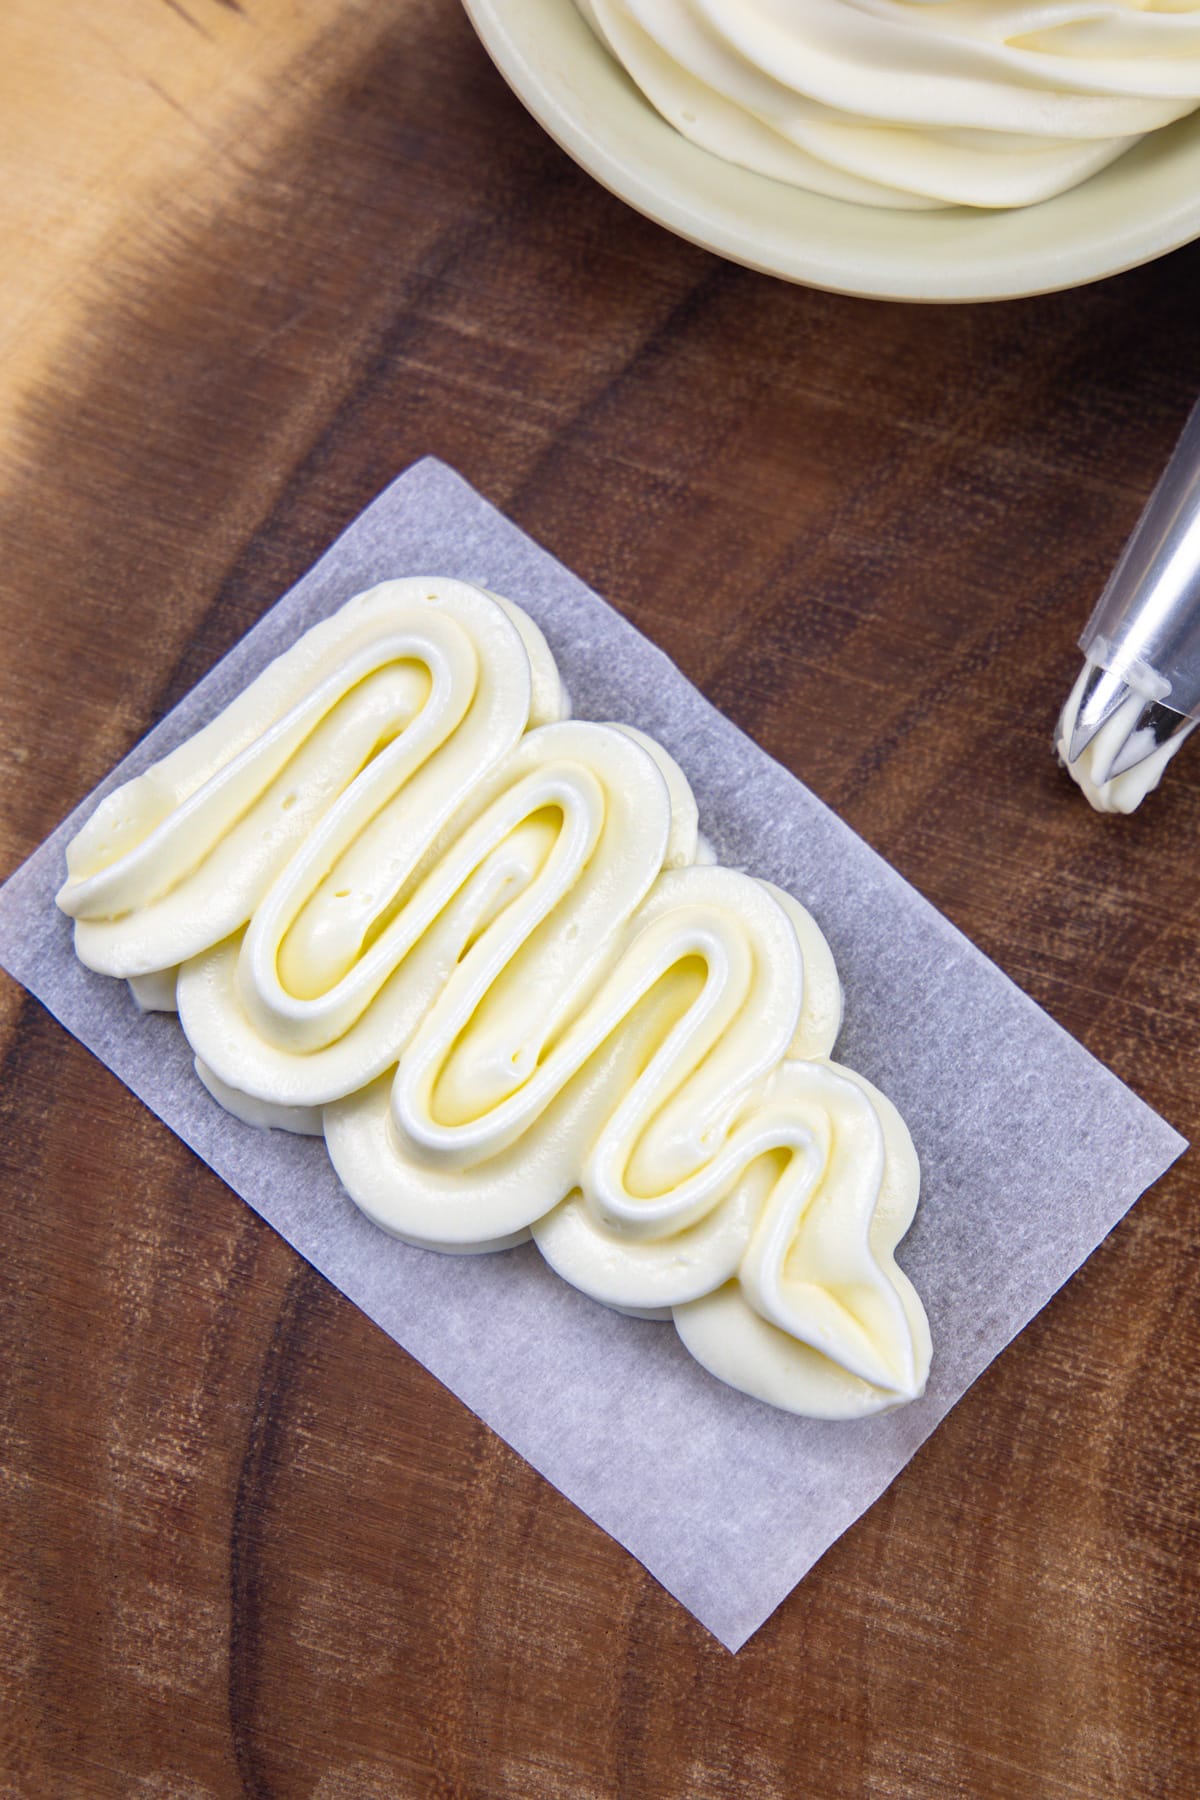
[3,4,1199,1795]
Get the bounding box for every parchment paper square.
[0,458,1184,1650]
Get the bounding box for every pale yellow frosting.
[578,0,1200,210]
[58,577,931,1418]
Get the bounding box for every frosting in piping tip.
[577,0,1200,210]
[1056,660,1196,813]
[58,576,931,1418]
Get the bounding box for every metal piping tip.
[1066,661,1142,765]
[1058,656,1196,812]
[1105,698,1193,778]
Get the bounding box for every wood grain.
[2,3,1198,1795]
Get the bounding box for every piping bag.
[1058,397,1200,812]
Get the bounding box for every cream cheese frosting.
[58,576,931,1418]
[577,0,1200,210]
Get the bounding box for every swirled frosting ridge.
[578,0,1200,210]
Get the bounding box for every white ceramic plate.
[463,0,1200,303]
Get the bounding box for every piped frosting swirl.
[58,576,930,1418]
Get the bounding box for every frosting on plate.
[58,576,931,1418]
[577,0,1200,210]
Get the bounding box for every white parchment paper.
[0,458,1186,1651]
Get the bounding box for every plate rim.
[463,0,1200,304]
